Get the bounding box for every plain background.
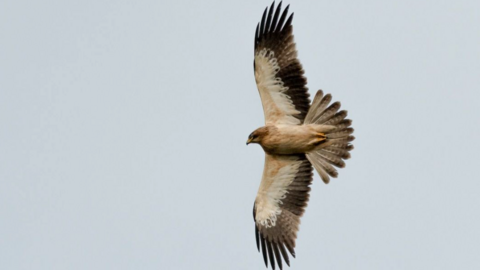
[1,0,480,269]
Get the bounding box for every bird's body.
[247,2,354,269]
[250,124,330,155]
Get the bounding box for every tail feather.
[306,151,338,184]
[323,110,348,125]
[317,150,346,168]
[304,90,332,124]
[322,146,351,159]
[314,102,341,124]
[317,158,339,178]
[327,127,354,139]
[305,90,355,184]
[325,139,355,150]
[331,119,352,131]
[327,135,355,146]
[307,152,333,184]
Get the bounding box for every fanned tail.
[304,90,355,184]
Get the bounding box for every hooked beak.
[246,137,253,145]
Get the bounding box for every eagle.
[247,2,355,269]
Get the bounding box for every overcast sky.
[1,0,480,269]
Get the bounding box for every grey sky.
[1,0,480,269]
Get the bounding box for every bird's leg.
[313,133,327,146]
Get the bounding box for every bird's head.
[246,127,268,145]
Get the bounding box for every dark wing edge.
[253,155,313,269]
[254,1,311,123]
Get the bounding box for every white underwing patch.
[254,48,301,125]
[255,157,302,228]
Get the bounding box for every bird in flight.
[248,2,355,269]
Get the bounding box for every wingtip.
[255,226,260,252]
[260,7,268,35]
[287,12,294,27]
[261,236,268,268]
[267,242,276,270]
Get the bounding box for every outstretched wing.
[254,2,310,126]
[253,154,313,269]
